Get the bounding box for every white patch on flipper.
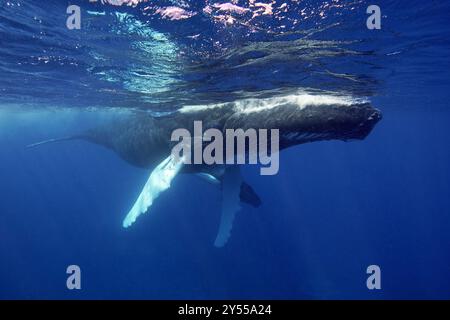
[123,155,184,228]
[214,166,242,247]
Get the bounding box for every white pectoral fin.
[123,155,184,228]
[214,166,243,247]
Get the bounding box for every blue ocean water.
[1,0,450,299]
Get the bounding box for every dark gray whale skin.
[79,101,382,174]
[30,99,381,208]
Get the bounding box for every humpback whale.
[28,93,381,247]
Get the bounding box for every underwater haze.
[1,0,450,299]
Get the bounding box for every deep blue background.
[1,0,450,299]
[1,94,450,299]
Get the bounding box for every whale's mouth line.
[280,107,382,144]
[281,127,377,143]
[281,131,360,144]
[282,131,332,142]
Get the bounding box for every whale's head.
[224,93,382,149]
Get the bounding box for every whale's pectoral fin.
[214,166,243,247]
[123,154,184,228]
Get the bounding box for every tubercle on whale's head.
[224,95,382,150]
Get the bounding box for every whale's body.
[82,95,381,170]
[29,93,382,246]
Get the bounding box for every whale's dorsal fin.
[214,166,243,247]
[196,171,262,209]
[123,154,184,228]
